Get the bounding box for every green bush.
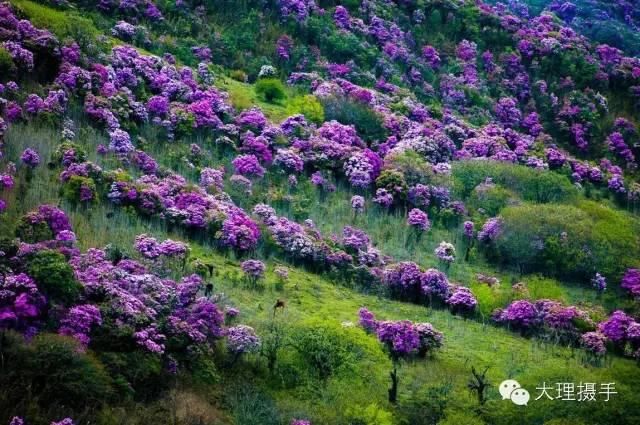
[452,161,578,204]
[346,403,393,425]
[61,175,97,204]
[230,69,248,82]
[26,250,83,305]
[491,202,640,280]
[383,151,434,186]
[16,216,54,243]
[0,46,16,75]
[376,169,408,196]
[0,332,113,415]
[322,96,388,143]
[255,78,286,103]
[468,182,519,216]
[287,319,382,381]
[290,321,355,380]
[286,95,325,125]
[98,351,165,402]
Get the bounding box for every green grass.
[215,76,292,123]
[9,0,101,48]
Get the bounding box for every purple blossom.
[200,167,224,191]
[59,304,102,347]
[592,273,607,292]
[494,97,522,127]
[373,188,394,208]
[495,300,540,329]
[621,268,640,298]
[221,211,260,252]
[434,241,456,264]
[422,45,441,69]
[227,325,261,354]
[407,208,430,231]
[358,307,377,332]
[598,310,632,342]
[351,195,365,213]
[447,287,477,313]
[420,269,450,299]
[108,129,134,157]
[478,217,502,242]
[334,5,350,28]
[20,148,40,168]
[232,154,265,178]
[463,221,475,238]
[276,35,293,60]
[581,331,607,356]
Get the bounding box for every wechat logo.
[500,379,530,406]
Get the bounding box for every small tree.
[467,366,491,405]
[358,309,443,403]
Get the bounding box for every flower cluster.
[406,208,430,231]
[359,309,443,359]
[226,325,261,354]
[434,241,456,264]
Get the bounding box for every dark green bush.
[0,332,113,416]
[16,217,54,244]
[452,161,578,203]
[255,78,286,103]
[98,351,165,402]
[26,250,83,305]
[0,46,16,76]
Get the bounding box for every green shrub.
[452,161,578,203]
[383,150,434,186]
[492,202,640,280]
[523,276,568,302]
[0,46,15,75]
[470,282,513,318]
[16,216,54,243]
[61,175,97,204]
[286,95,325,124]
[98,351,165,402]
[228,386,281,425]
[230,69,248,82]
[291,324,353,380]
[322,96,388,143]
[346,403,393,425]
[290,320,367,381]
[255,78,286,103]
[26,250,82,305]
[468,182,519,216]
[229,89,253,111]
[398,384,452,425]
[376,169,408,195]
[0,332,113,414]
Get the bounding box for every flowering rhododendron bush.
[1,0,640,423]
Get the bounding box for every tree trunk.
[388,364,398,403]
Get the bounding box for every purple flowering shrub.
[357,308,443,402]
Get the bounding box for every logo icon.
[500,379,529,406]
